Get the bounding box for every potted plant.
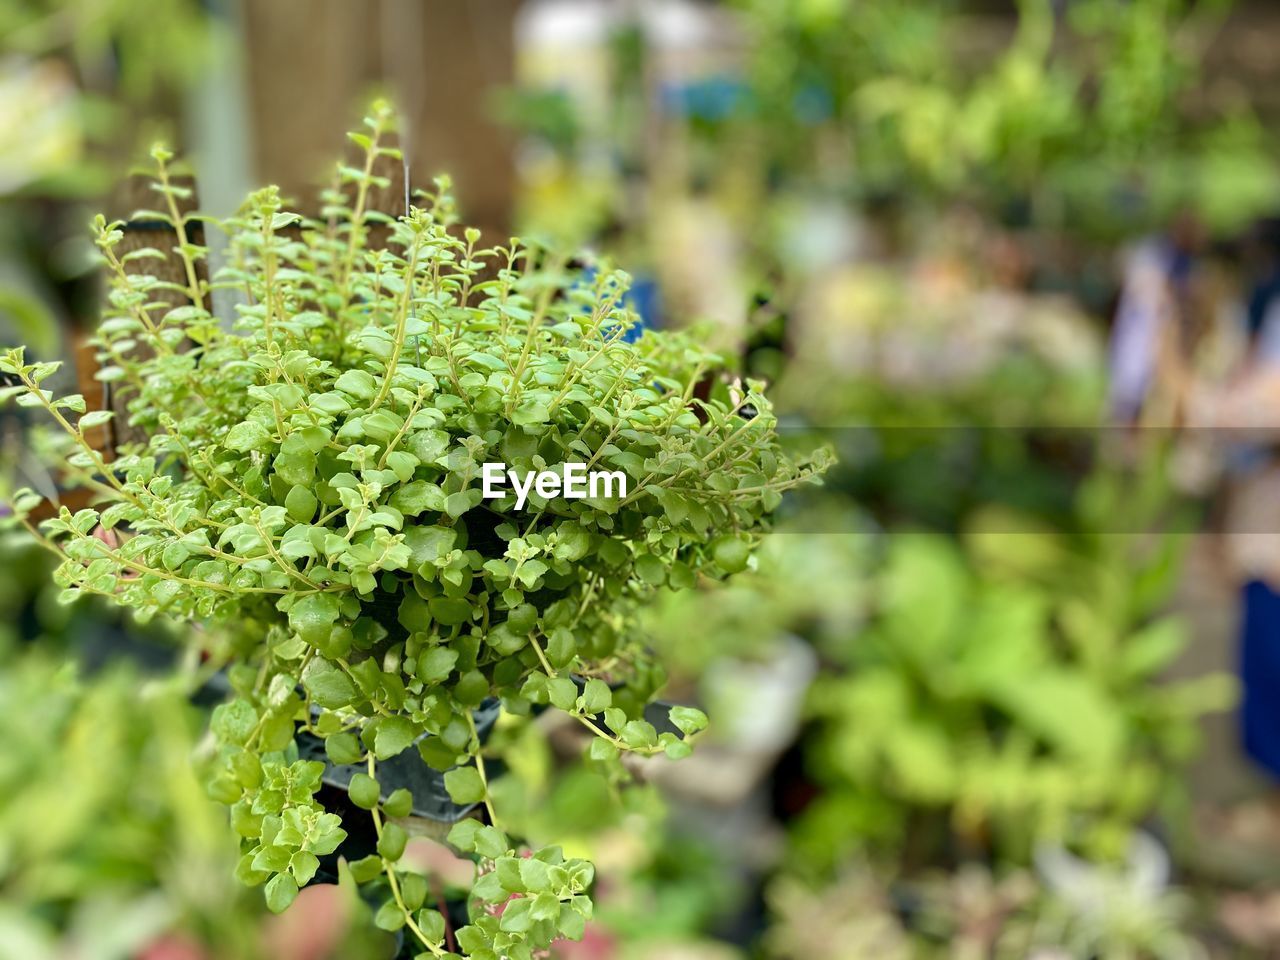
[1,102,830,959]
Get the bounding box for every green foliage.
[0,103,829,957]
[766,854,1201,960]
[730,0,1276,234]
[0,653,261,955]
[2,0,210,109]
[0,0,212,199]
[642,522,869,676]
[797,511,1234,869]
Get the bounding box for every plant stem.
[465,711,499,826]
[371,239,422,411]
[155,155,204,307]
[526,631,657,755]
[367,755,446,957]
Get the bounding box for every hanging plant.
[1,102,831,959]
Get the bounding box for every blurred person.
[1245,219,1280,364]
[1188,217,1280,785]
[1230,223,1280,783]
[1108,213,1210,425]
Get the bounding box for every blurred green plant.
[641,525,869,678]
[0,653,263,959]
[794,468,1235,871]
[2,0,209,101]
[767,851,1204,960]
[730,0,1276,236]
[1,0,217,448]
[1030,831,1205,959]
[1,0,211,194]
[492,89,582,158]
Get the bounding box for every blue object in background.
[580,266,662,343]
[623,275,661,341]
[659,75,749,122]
[1241,578,1280,780]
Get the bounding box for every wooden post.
[240,0,517,237]
[388,0,519,240]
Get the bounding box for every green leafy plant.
[767,851,1202,960]
[1,103,829,959]
[0,652,262,958]
[796,494,1233,871]
[728,0,1276,236]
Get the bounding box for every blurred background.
[8,0,1280,957]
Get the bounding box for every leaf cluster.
[2,102,828,956]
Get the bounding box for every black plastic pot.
[566,673,686,740]
[195,661,506,824]
[299,696,504,923]
[296,696,503,824]
[305,780,473,960]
